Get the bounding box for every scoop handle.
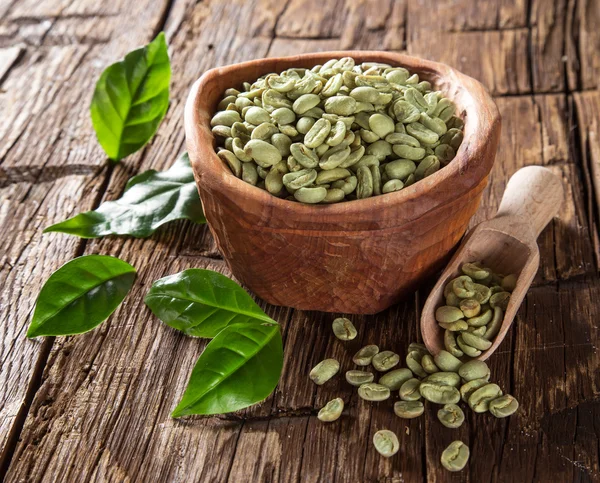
[496,166,564,239]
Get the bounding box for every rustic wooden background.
[1,0,599,481]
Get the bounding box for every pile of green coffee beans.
[310,316,519,471]
[210,57,464,204]
[437,262,516,358]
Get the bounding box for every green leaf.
[144,269,273,338]
[27,255,136,337]
[43,153,205,238]
[90,32,171,161]
[172,321,283,416]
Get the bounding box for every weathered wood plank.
[407,0,528,31]
[530,0,567,93]
[565,0,600,91]
[573,91,600,268]
[0,0,175,473]
[408,30,531,96]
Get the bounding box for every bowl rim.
[185,50,500,222]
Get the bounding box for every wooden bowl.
[184,51,501,314]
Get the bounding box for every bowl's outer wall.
[185,51,501,314]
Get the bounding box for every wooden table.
[1,0,599,481]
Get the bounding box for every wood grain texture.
[1,0,599,481]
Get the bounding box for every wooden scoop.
[421,166,564,361]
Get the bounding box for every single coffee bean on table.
[373,430,400,458]
[309,358,340,385]
[332,317,357,340]
[441,441,470,472]
[210,57,464,204]
[353,344,379,366]
[345,370,375,386]
[318,397,344,422]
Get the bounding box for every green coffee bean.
[303,118,331,148]
[452,277,476,299]
[372,351,400,372]
[217,149,242,177]
[292,93,321,114]
[472,283,492,304]
[425,372,461,388]
[439,320,469,332]
[489,394,519,418]
[458,360,490,382]
[466,307,492,327]
[419,381,460,404]
[251,122,279,141]
[406,351,428,378]
[407,122,439,144]
[435,144,456,163]
[283,168,317,190]
[318,397,344,422]
[468,326,487,336]
[320,145,351,170]
[350,86,380,103]
[265,166,285,194]
[382,179,404,193]
[296,116,315,134]
[293,186,327,203]
[399,378,422,401]
[379,368,413,390]
[483,306,504,340]
[356,165,374,199]
[331,175,358,195]
[394,401,424,419]
[435,306,464,323]
[460,332,493,351]
[393,100,421,123]
[392,144,426,160]
[290,142,319,169]
[358,383,391,401]
[502,274,518,292]
[445,292,461,307]
[373,430,399,458]
[441,441,469,472]
[242,162,259,185]
[271,107,296,125]
[468,383,502,412]
[325,121,347,146]
[332,317,357,340]
[457,335,482,357]
[353,345,379,366]
[490,291,511,310]
[366,140,392,160]
[369,113,395,138]
[407,342,429,354]
[324,96,357,116]
[437,404,465,428]
[460,299,481,318]
[244,139,282,166]
[352,155,379,171]
[419,112,447,136]
[211,110,242,127]
[434,350,463,372]
[271,133,292,157]
[421,354,439,374]
[309,358,340,385]
[345,370,375,386]
[385,159,416,180]
[212,125,231,138]
[444,330,464,357]
[414,155,440,180]
[461,262,490,280]
[460,378,489,402]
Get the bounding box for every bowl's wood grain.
[421,166,564,360]
[185,51,501,314]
